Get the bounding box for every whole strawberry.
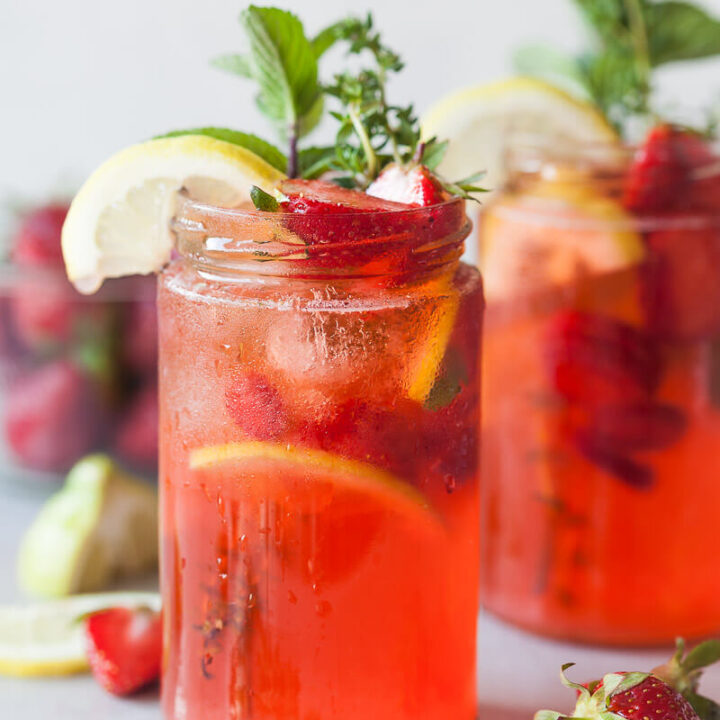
[536,664,699,720]
[85,606,162,696]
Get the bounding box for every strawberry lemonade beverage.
[480,130,720,645]
[159,187,481,719]
[61,8,484,712]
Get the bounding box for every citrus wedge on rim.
[189,441,443,532]
[421,77,617,194]
[481,169,644,301]
[0,591,160,677]
[62,135,286,293]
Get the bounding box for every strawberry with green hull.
[536,641,720,720]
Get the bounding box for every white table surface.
[2,480,719,720]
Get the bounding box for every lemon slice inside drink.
[190,442,442,532]
[481,169,644,301]
[62,135,286,293]
[0,592,160,677]
[421,77,617,193]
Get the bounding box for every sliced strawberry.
[571,402,687,454]
[544,311,661,405]
[280,178,413,217]
[641,225,720,339]
[85,606,162,696]
[277,179,465,276]
[367,163,449,206]
[623,125,717,213]
[297,398,423,481]
[225,372,288,440]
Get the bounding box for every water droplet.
[287,590,298,605]
[315,600,332,617]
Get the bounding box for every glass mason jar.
[159,194,483,720]
[479,140,720,645]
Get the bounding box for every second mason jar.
[480,140,720,645]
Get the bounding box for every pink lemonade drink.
[480,133,720,645]
[159,195,483,719]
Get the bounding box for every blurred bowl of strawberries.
[0,201,157,482]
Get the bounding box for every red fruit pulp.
[641,226,720,339]
[623,126,713,213]
[367,164,450,206]
[544,311,660,405]
[571,402,687,454]
[85,607,162,696]
[225,372,289,440]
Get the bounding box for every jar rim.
[171,192,471,280]
[505,131,720,181]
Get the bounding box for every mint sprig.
[213,6,324,176]
[514,0,720,134]
[207,6,479,200]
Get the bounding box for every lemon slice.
[0,591,160,677]
[407,290,459,403]
[190,441,442,531]
[62,135,286,293]
[421,77,617,193]
[481,169,644,301]
[18,455,158,599]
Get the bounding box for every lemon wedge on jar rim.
[421,77,617,194]
[61,135,286,293]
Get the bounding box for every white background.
[2,0,720,201]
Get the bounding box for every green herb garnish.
[514,0,720,135]
[206,5,481,199]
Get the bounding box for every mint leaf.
[157,128,287,172]
[250,185,279,211]
[645,1,720,66]
[312,21,345,58]
[424,348,468,412]
[241,6,322,141]
[211,53,252,78]
[298,146,335,178]
[512,44,592,99]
